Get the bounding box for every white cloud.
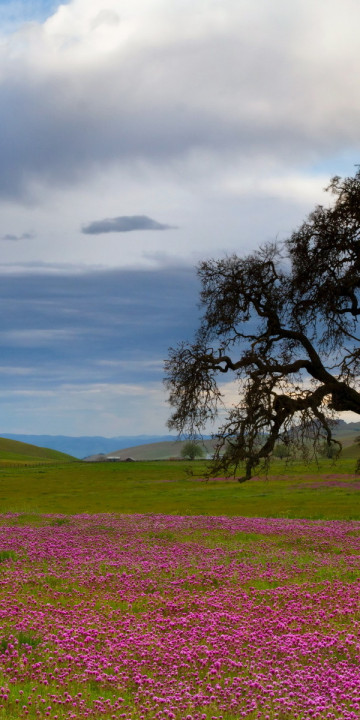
[60,382,160,397]
[0,365,35,376]
[0,329,80,345]
[0,380,169,435]
[1,0,360,199]
[0,0,359,268]
[0,0,358,274]
[221,172,332,205]
[97,359,164,371]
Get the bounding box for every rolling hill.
[84,438,216,462]
[0,434,179,458]
[0,437,75,466]
[1,420,359,464]
[331,420,360,446]
[83,426,360,463]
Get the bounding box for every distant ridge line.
[0,434,184,459]
[1,423,358,460]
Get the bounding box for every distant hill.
[84,437,360,464]
[331,420,360,446]
[0,434,179,459]
[0,437,75,466]
[84,438,216,462]
[1,421,359,461]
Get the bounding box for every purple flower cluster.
[0,513,359,719]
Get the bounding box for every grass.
[0,437,74,466]
[0,550,16,563]
[0,455,359,519]
[0,631,41,654]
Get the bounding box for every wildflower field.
[0,512,359,720]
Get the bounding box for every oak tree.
[165,171,360,481]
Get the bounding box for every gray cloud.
[91,9,120,30]
[0,264,199,382]
[1,1,360,201]
[0,262,200,433]
[82,215,175,235]
[1,233,34,241]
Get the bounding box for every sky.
[0,0,359,437]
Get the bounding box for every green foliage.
[0,550,16,563]
[0,631,40,654]
[319,441,339,459]
[273,444,291,459]
[180,441,205,460]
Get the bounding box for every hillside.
[84,433,360,464]
[84,438,217,462]
[340,442,360,459]
[0,437,75,466]
[0,433,179,458]
[1,423,359,459]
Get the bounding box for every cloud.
[0,379,169,436]
[0,261,106,275]
[0,329,80,346]
[1,233,34,241]
[82,215,175,234]
[0,365,35,376]
[0,0,360,201]
[90,9,121,30]
[0,263,200,434]
[0,263,199,381]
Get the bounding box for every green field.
[0,434,359,519]
[0,454,359,519]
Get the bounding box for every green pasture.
[0,454,359,519]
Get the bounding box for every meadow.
[0,457,359,719]
[0,456,359,519]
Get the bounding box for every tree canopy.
[180,441,205,460]
[165,170,360,481]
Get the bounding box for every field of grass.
[0,455,359,519]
